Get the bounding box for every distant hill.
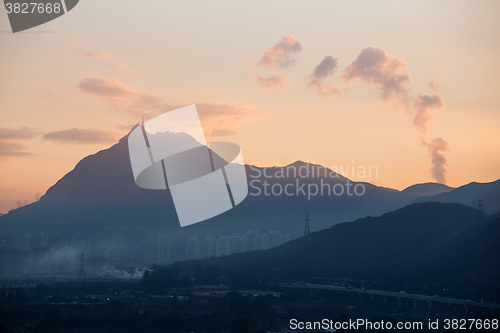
[169,202,484,275]
[166,202,497,299]
[268,202,484,278]
[400,182,454,198]
[414,179,500,215]
[0,132,461,236]
[396,216,500,297]
[488,210,500,220]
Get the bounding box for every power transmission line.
[304,214,310,236]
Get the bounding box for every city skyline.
[0,224,293,277]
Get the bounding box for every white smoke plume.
[341,47,451,183]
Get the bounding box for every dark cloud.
[307,56,340,97]
[311,56,338,79]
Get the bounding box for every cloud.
[84,52,141,76]
[255,74,288,90]
[428,78,441,92]
[77,78,162,115]
[193,102,265,139]
[412,93,445,138]
[254,34,302,71]
[310,56,338,80]
[209,129,241,137]
[427,137,450,184]
[0,127,39,160]
[78,78,266,138]
[158,102,265,139]
[112,122,135,132]
[306,56,340,97]
[85,52,115,60]
[341,47,411,106]
[251,34,301,91]
[0,127,39,139]
[307,79,340,97]
[42,128,122,144]
[44,52,78,60]
[0,141,30,157]
[106,63,141,77]
[158,102,264,139]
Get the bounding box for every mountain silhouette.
[398,215,500,296]
[164,202,497,298]
[400,182,454,198]
[168,202,484,275]
[414,179,500,215]
[0,132,485,236]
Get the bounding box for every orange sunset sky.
[1,1,500,214]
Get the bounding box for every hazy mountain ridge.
[0,133,497,236]
[169,202,484,274]
[399,215,500,289]
[166,202,498,298]
[413,179,500,215]
[401,182,454,197]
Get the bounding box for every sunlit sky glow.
[1,0,499,213]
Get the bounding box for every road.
[280,283,500,310]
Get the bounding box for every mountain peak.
[401,182,454,197]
